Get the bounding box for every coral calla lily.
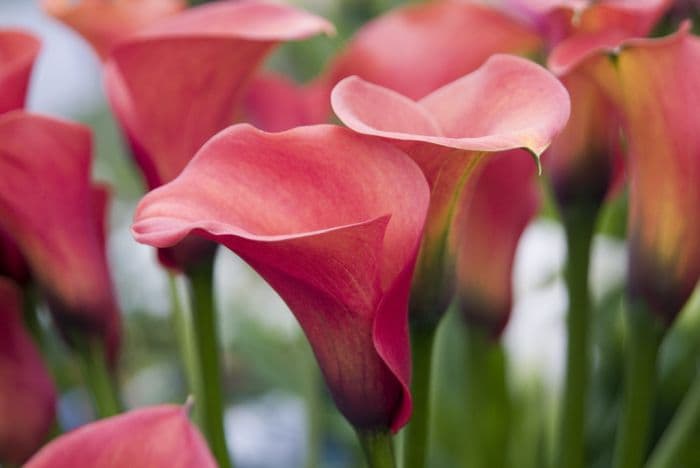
[332,54,570,323]
[104,0,333,269]
[25,404,215,468]
[453,151,540,336]
[0,278,56,465]
[327,0,542,101]
[0,29,40,115]
[133,124,430,432]
[0,111,120,359]
[613,27,700,323]
[42,0,185,60]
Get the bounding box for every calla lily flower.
[25,403,215,467]
[0,278,56,465]
[327,0,542,101]
[42,0,185,60]
[453,151,540,336]
[331,54,570,323]
[104,0,333,269]
[133,124,430,432]
[611,26,700,323]
[0,111,120,358]
[0,29,40,114]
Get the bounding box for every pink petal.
[133,124,430,431]
[0,279,56,465]
[25,404,215,468]
[332,54,571,171]
[0,29,40,114]
[453,151,540,336]
[327,0,542,100]
[0,111,120,358]
[615,27,700,322]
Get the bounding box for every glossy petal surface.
[0,279,56,465]
[25,404,215,468]
[133,124,430,431]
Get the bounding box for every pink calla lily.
[0,111,120,358]
[25,404,215,468]
[612,26,700,322]
[133,124,430,432]
[453,151,540,336]
[332,54,570,322]
[0,278,56,465]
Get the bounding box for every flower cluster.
[1,1,698,467]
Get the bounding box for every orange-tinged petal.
[25,404,215,468]
[42,0,185,60]
[0,278,56,465]
[615,28,700,322]
[327,0,542,101]
[453,151,540,336]
[0,111,120,358]
[0,29,40,114]
[133,124,430,431]
[332,55,570,322]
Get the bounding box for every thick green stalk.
[556,207,597,468]
[187,259,233,468]
[358,429,397,468]
[462,324,510,468]
[612,301,664,468]
[646,368,700,468]
[402,325,437,468]
[77,335,121,418]
[167,273,200,401]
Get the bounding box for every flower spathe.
[0,29,40,115]
[0,111,120,358]
[332,54,570,324]
[133,124,430,431]
[614,26,700,323]
[453,151,540,336]
[0,278,56,465]
[327,0,542,101]
[25,404,215,468]
[42,0,185,60]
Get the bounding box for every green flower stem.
[304,351,323,468]
[612,301,664,468]
[167,272,200,401]
[402,325,437,468]
[646,367,700,468]
[357,428,397,468]
[76,335,121,418]
[187,259,233,468]
[462,324,509,468]
[22,285,44,350]
[556,206,597,468]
